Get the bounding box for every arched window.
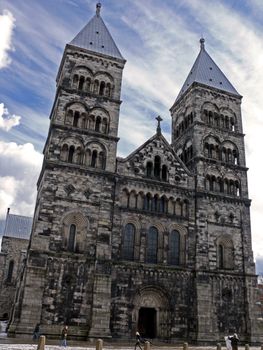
[169,230,180,265]
[144,193,151,211]
[105,82,111,97]
[73,111,80,127]
[78,76,85,90]
[73,74,78,88]
[6,260,14,282]
[146,226,158,263]
[154,156,161,179]
[95,117,101,132]
[91,150,97,167]
[161,165,167,181]
[99,81,106,95]
[68,146,74,163]
[152,194,158,212]
[76,147,82,164]
[68,224,76,252]
[159,196,166,213]
[94,80,99,94]
[61,144,68,161]
[122,224,135,260]
[86,77,91,91]
[102,118,108,133]
[98,151,105,169]
[146,162,153,177]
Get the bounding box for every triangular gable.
[117,133,191,185]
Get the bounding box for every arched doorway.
[132,286,171,339]
[138,307,156,338]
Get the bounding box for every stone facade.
[7,5,262,344]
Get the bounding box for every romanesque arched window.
[91,150,97,167]
[86,77,91,91]
[78,76,85,90]
[146,162,153,177]
[98,151,105,169]
[161,165,167,181]
[122,223,135,261]
[73,111,80,127]
[94,80,99,94]
[68,146,74,163]
[105,82,111,97]
[95,117,101,132]
[99,81,106,95]
[6,260,14,282]
[61,144,68,162]
[144,193,152,211]
[102,118,108,133]
[154,156,161,179]
[152,194,159,212]
[146,226,158,263]
[68,224,76,252]
[73,74,78,88]
[159,196,167,213]
[75,147,82,164]
[169,230,180,265]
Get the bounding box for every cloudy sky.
[0,0,263,272]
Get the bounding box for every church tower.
[9,3,125,338]
[170,39,260,342]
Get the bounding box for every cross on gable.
[156,115,163,135]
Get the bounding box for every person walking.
[134,331,143,350]
[229,333,239,350]
[60,325,68,347]
[32,323,40,340]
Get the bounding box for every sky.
[0,0,263,272]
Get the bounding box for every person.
[60,325,68,347]
[229,333,239,350]
[134,331,143,350]
[32,323,40,340]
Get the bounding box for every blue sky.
[0,0,263,272]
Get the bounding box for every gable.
[117,134,192,187]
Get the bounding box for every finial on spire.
[96,3,101,16]
[156,115,163,135]
[200,38,205,50]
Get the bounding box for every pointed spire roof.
[176,38,240,102]
[69,3,124,60]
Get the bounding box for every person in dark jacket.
[32,323,40,340]
[60,325,68,347]
[229,333,239,350]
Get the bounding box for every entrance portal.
[138,307,156,338]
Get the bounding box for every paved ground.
[0,343,262,350]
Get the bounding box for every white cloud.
[0,9,15,69]
[0,102,21,131]
[0,141,43,219]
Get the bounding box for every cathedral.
[8,3,261,343]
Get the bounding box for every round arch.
[132,285,171,339]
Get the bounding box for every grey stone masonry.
[7,5,262,345]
